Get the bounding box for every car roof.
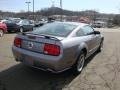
[1,19,15,23]
[1,20,8,22]
[55,21,88,27]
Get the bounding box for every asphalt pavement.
[0,28,120,90]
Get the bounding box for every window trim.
[81,25,95,36]
[76,28,85,37]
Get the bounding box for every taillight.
[44,44,60,56]
[14,37,22,48]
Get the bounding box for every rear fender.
[75,43,88,62]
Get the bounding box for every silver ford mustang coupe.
[12,22,104,74]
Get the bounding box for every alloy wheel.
[77,53,85,72]
[20,28,23,33]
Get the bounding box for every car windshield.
[32,23,77,37]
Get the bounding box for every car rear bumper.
[12,46,70,73]
[22,27,33,32]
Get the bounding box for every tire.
[20,27,24,33]
[0,30,4,37]
[72,51,85,74]
[31,27,33,31]
[97,40,103,52]
[8,30,11,33]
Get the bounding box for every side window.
[76,29,85,36]
[82,25,94,35]
[25,20,29,25]
[21,20,26,25]
[22,20,29,25]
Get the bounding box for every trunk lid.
[16,33,63,56]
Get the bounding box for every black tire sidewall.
[98,40,103,52]
[72,51,85,74]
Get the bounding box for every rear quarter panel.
[61,36,89,68]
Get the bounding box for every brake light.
[14,37,22,48]
[44,44,60,56]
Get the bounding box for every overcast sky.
[0,0,120,14]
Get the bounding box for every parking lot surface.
[0,28,120,90]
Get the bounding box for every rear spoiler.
[20,32,60,41]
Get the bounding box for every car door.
[21,20,28,29]
[91,27,101,49]
[27,20,33,29]
[22,20,33,31]
[81,25,98,53]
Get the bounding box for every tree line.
[0,7,120,25]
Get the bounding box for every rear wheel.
[0,30,4,37]
[72,51,85,74]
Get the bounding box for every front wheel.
[0,30,4,37]
[72,51,85,74]
[97,40,103,52]
[20,27,24,33]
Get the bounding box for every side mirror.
[94,31,100,34]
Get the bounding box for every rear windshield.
[32,23,77,37]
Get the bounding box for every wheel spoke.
[77,54,85,72]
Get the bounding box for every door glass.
[22,20,29,25]
[76,29,85,36]
[82,25,94,35]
